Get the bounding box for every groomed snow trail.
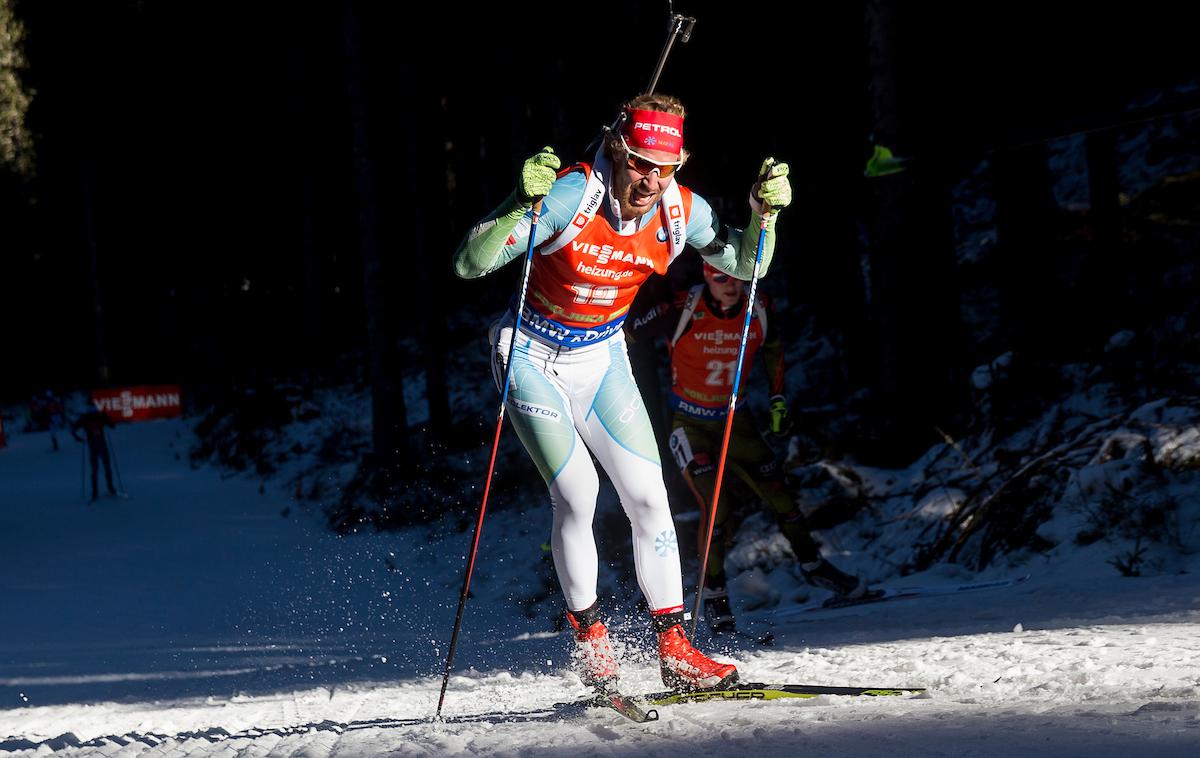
[2,421,1198,756]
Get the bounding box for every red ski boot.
[652,606,739,691]
[566,602,619,687]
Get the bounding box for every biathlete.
[453,93,791,690]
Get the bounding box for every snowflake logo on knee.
[654,529,678,557]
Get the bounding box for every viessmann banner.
[92,385,183,422]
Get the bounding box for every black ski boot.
[800,558,868,600]
[702,586,737,635]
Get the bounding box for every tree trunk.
[81,162,110,385]
[1084,128,1122,333]
[786,1,872,396]
[414,92,451,445]
[287,8,323,384]
[342,0,409,465]
[993,142,1059,356]
[860,0,965,462]
[992,141,1062,423]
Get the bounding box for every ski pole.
[106,428,125,495]
[436,199,543,720]
[690,202,773,640]
[645,13,696,96]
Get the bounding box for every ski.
[590,685,659,723]
[770,574,1031,618]
[645,682,925,705]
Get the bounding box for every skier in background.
[454,92,791,691]
[633,262,870,636]
[45,391,67,452]
[72,408,118,502]
[27,393,47,432]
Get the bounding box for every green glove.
[518,146,561,205]
[753,158,792,212]
[864,143,908,177]
[768,394,790,435]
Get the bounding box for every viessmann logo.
[91,385,183,421]
[570,240,656,268]
[694,329,746,345]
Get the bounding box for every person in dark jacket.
[72,410,118,501]
[45,391,67,452]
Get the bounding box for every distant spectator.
[72,409,118,502]
[45,390,67,452]
[27,393,47,432]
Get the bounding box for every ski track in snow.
[2,421,1199,756]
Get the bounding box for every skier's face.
[612,145,677,221]
[705,269,744,310]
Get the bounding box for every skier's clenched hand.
[518,146,560,206]
[752,158,791,213]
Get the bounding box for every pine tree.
[0,0,34,178]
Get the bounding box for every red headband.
[622,108,684,157]
[704,262,744,282]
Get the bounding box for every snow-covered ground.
[2,419,1199,756]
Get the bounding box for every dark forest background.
[3,1,1198,474]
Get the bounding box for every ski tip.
[592,685,659,723]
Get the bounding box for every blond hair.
[624,92,686,118]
